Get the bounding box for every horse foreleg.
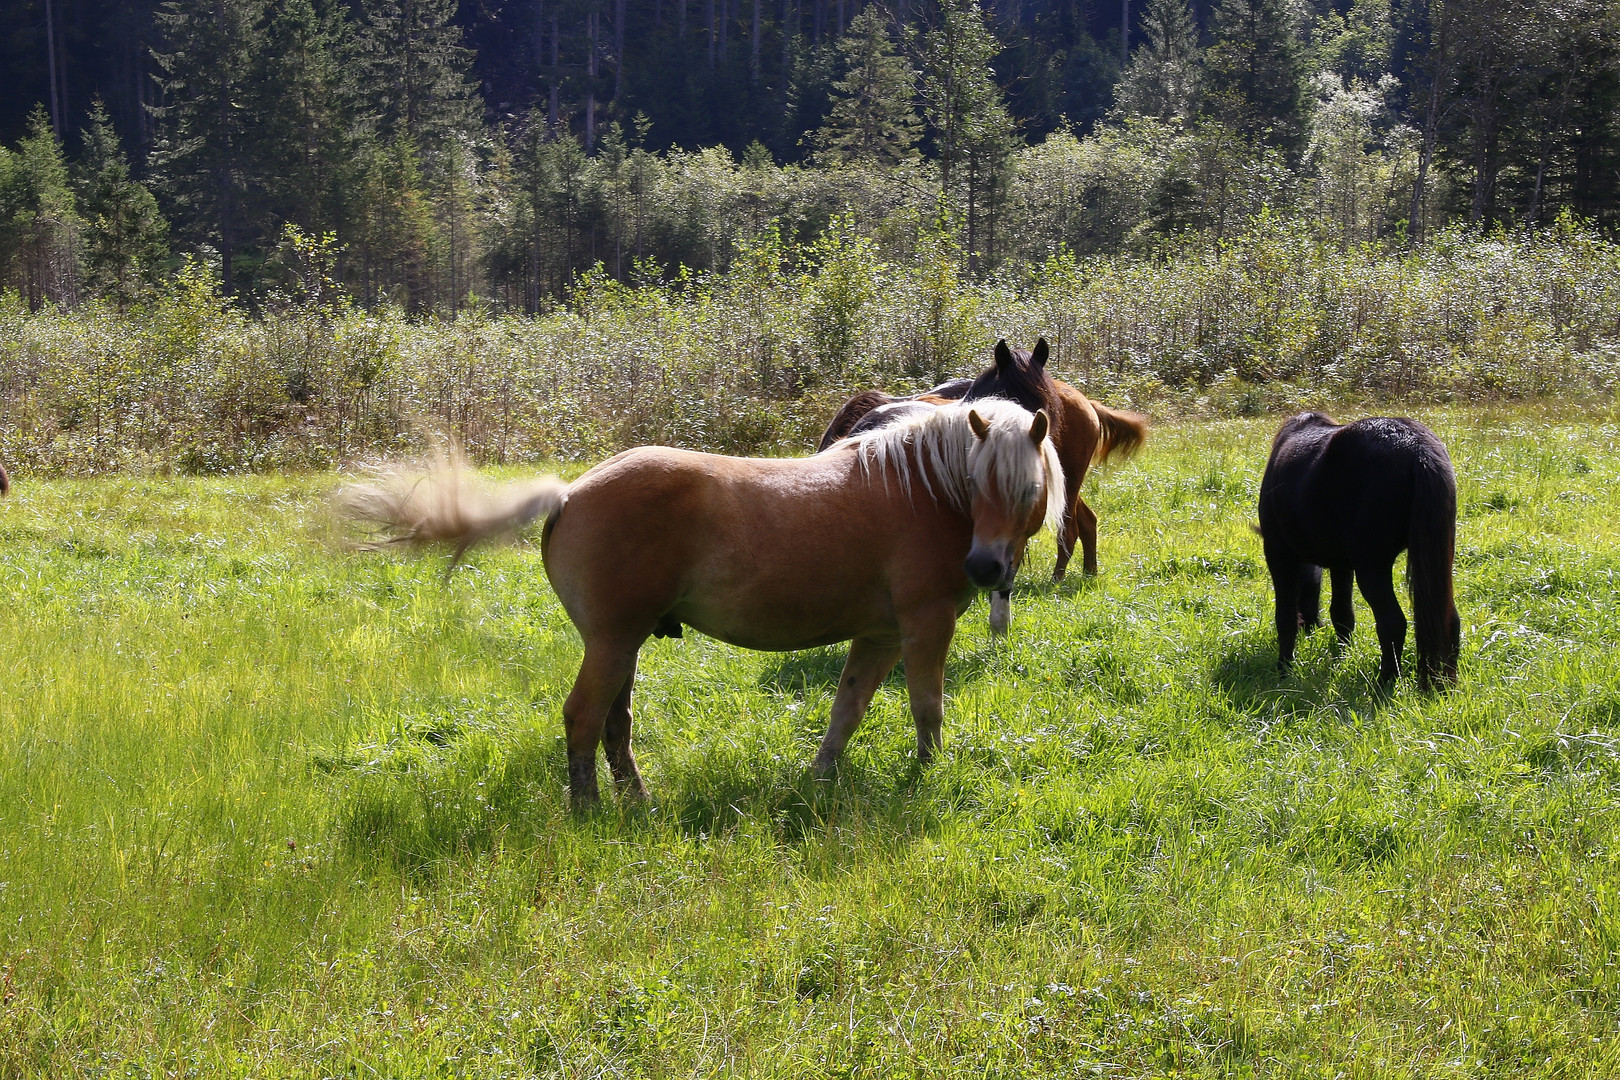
[1329,566,1355,647]
[1356,564,1407,684]
[562,641,642,805]
[602,659,647,799]
[988,590,1012,635]
[811,639,901,776]
[899,606,958,766]
[1053,495,1099,580]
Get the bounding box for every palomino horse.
[818,339,1148,632]
[1258,412,1460,689]
[339,399,1065,803]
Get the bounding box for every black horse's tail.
[1408,442,1460,688]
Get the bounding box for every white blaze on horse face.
[965,411,1049,591]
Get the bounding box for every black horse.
[1258,412,1460,689]
[0,462,8,497]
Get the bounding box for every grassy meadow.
[3,407,1620,1076]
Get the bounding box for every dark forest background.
[1,0,1618,312]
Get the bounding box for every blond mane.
[839,398,1065,533]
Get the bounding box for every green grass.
[3,409,1620,1076]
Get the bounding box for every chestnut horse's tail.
[1090,404,1150,465]
[1407,441,1460,688]
[335,452,567,571]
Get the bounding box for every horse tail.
[1090,404,1150,465]
[817,390,893,452]
[1407,440,1460,688]
[335,449,568,571]
[0,462,8,497]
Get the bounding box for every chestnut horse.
[340,399,1064,803]
[1258,412,1460,689]
[819,339,1148,631]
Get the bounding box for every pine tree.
[76,98,168,306]
[1114,0,1201,123]
[920,0,1017,269]
[254,0,361,238]
[812,6,922,167]
[1203,0,1308,157]
[151,0,268,294]
[354,0,478,151]
[0,106,81,308]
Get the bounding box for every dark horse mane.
[816,341,1054,452]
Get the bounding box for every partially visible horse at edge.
[818,338,1148,632]
[338,399,1065,804]
[1257,412,1460,690]
[0,463,8,496]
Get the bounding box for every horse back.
[817,390,896,451]
[1261,414,1452,566]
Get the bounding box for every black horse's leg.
[562,639,642,805]
[1267,551,1302,675]
[1329,566,1356,649]
[811,638,902,776]
[602,657,647,799]
[1297,564,1324,632]
[1355,562,1407,684]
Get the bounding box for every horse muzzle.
[965,548,1012,591]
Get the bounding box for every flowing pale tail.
[335,450,568,569]
[1091,404,1150,464]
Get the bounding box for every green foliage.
[4,221,1620,477]
[1203,0,1309,159]
[0,107,81,308]
[1114,0,1202,123]
[6,415,1620,1072]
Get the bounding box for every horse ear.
[993,340,1013,371]
[1032,338,1050,367]
[1029,409,1050,446]
[969,410,991,441]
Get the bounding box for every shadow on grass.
[1211,629,1393,725]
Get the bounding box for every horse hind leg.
[1355,563,1407,685]
[811,638,902,777]
[562,639,643,805]
[1329,566,1355,649]
[1267,553,1303,675]
[1297,564,1324,633]
[602,659,647,799]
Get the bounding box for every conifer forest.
[2,0,1618,314]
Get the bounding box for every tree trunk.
[752,0,762,82]
[1408,0,1451,248]
[45,0,62,136]
[587,9,598,151]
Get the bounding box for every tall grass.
[3,218,1619,477]
[3,411,1620,1074]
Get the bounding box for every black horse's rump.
[1257,412,1460,690]
[0,462,8,497]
